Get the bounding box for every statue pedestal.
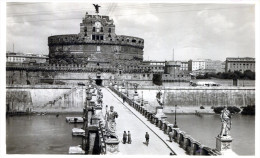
[133,92,139,101]
[105,138,120,154]
[154,106,167,120]
[121,87,126,94]
[216,136,233,153]
[91,107,103,125]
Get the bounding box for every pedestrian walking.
[123,96,126,103]
[169,131,173,142]
[128,131,132,144]
[123,131,127,144]
[145,132,149,146]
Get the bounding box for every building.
[6,52,48,64]
[225,57,255,73]
[162,61,191,81]
[48,12,144,66]
[205,59,224,73]
[188,60,206,71]
[180,61,188,71]
[142,61,165,74]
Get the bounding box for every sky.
[6,2,255,61]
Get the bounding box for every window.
[92,27,96,32]
[92,35,95,40]
[132,39,136,43]
[108,28,111,33]
[97,46,100,52]
[108,34,111,38]
[101,27,103,32]
[100,35,103,40]
[96,35,100,40]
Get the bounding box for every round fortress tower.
[48,12,144,65]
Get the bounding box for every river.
[6,114,254,155]
[6,114,82,154]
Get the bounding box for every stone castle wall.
[48,35,144,65]
[6,69,154,86]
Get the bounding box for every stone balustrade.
[108,86,220,156]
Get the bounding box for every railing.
[108,86,220,156]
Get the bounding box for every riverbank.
[163,106,215,114]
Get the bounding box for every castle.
[48,12,144,67]
[6,11,191,86]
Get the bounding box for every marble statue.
[219,106,231,137]
[105,106,118,135]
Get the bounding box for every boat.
[66,117,84,123]
[68,145,85,154]
[72,128,85,136]
[190,81,220,87]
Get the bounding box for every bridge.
[101,87,186,155]
[77,84,231,155]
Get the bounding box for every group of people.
[122,131,131,144]
[122,131,150,146]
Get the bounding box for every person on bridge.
[145,132,149,146]
[123,96,126,103]
[123,131,127,144]
[128,131,132,144]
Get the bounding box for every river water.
[6,114,254,155]
[6,114,82,154]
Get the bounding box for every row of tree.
[196,70,255,80]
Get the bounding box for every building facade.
[163,61,191,81]
[48,12,144,66]
[205,59,224,73]
[225,57,255,73]
[6,52,48,64]
[180,61,188,71]
[188,60,206,71]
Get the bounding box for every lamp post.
[173,105,178,128]
[126,81,129,97]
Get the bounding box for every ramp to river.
[101,87,186,155]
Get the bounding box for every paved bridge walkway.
[101,87,186,155]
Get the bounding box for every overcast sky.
[6,2,255,61]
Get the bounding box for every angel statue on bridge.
[105,105,118,137]
[219,106,232,137]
